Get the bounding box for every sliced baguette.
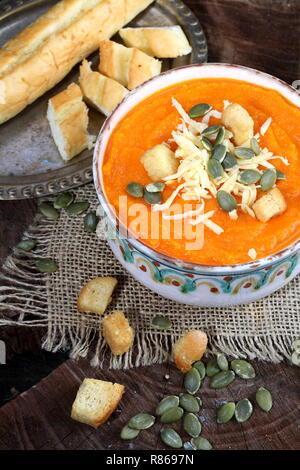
[71,378,125,427]
[0,0,154,124]
[79,60,128,116]
[119,26,192,58]
[99,40,161,90]
[47,83,94,161]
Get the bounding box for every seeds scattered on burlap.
[128,413,155,430]
[160,428,182,449]
[156,395,179,416]
[183,413,202,438]
[39,202,60,220]
[235,398,253,422]
[66,201,89,216]
[184,367,201,394]
[255,387,273,412]
[35,258,57,273]
[16,239,37,252]
[151,315,172,330]
[231,359,255,379]
[53,192,74,209]
[83,212,98,232]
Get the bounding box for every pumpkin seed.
[235,398,253,422]
[260,169,277,191]
[156,396,179,416]
[160,428,182,449]
[191,437,212,450]
[292,338,300,352]
[120,425,140,440]
[66,201,89,216]
[183,413,202,438]
[83,212,98,232]
[217,190,237,212]
[35,258,57,273]
[53,192,74,209]
[222,152,238,170]
[160,406,184,423]
[38,202,59,220]
[238,169,261,185]
[184,367,201,395]
[291,351,300,366]
[201,136,213,151]
[217,353,228,371]
[144,190,162,205]
[217,402,235,423]
[206,358,220,377]
[179,394,201,413]
[183,441,196,450]
[231,359,255,379]
[250,137,261,155]
[16,239,37,252]
[215,126,225,145]
[210,370,235,389]
[126,182,144,198]
[207,158,223,179]
[276,169,286,180]
[193,360,206,379]
[256,387,273,412]
[188,103,212,118]
[212,144,227,162]
[234,147,255,160]
[202,124,222,137]
[151,315,172,330]
[146,182,165,193]
[128,413,155,430]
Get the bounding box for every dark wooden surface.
[0,0,300,451]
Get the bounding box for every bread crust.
[79,60,128,116]
[99,40,161,90]
[252,187,287,222]
[77,276,118,315]
[0,0,154,124]
[102,310,134,355]
[119,26,192,58]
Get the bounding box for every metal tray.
[0,0,207,200]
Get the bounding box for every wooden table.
[0,0,299,451]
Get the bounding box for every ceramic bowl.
[93,64,300,307]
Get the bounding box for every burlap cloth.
[0,183,299,367]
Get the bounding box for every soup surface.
[101,78,300,265]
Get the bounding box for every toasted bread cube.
[119,26,192,58]
[47,83,94,161]
[79,60,128,116]
[222,103,254,146]
[141,143,178,181]
[77,277,117,315]
[173,330,208,373]
[102,311,134,355]
[253,187,287,222]
[99,40,161,90]
[71,378,124,428]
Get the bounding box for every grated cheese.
[260,117,272,136]
[202,109,222,124]
[248,248,257,260]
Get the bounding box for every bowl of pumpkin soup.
[93,64,300,306]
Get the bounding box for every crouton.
[71,378,124,428]
[252,187,287,222]
[102,310,134,355]
[222,103,254,146]
[173,330,208,373]
[141,143,178,181]
[79,60,128,116]
[119,26,192,58]
[47,83,95,161]
[99,40,161,91]
[77,277,118,315]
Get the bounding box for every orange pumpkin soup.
[102,78,300,265]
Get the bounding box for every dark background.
[0,0,299,450]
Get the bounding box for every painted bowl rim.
[93,63,300,275]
